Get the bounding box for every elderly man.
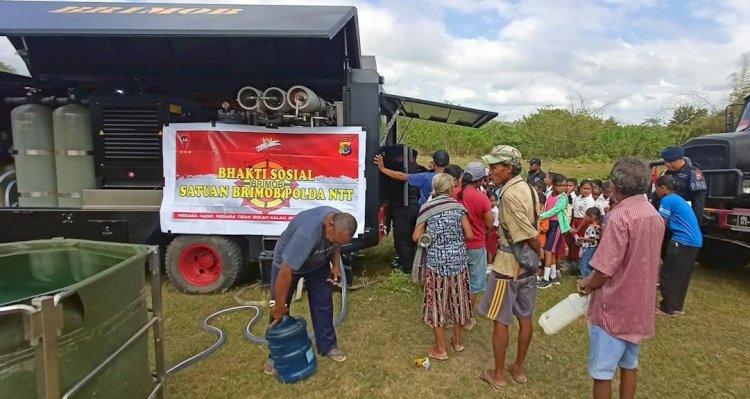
[660,146,707,224]
[265,206,358,374]
[578,157,665,399]
[374,149,451,206]
[477,145,541,390]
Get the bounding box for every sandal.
[508,365,528,384]
[479,369,506,391]
[449,339,465,352]
[654,308,676,317]
[451,343,465,352]
[427,348,449,361]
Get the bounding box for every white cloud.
[1,0,747,124]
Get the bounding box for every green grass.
[158,152,738,398]
[159,237,750,399]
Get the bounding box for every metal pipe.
[148,246,167,399]
[62,318,157,399]
[4,180,17,208]
[52,290,74,307]
[146,383,164,399]
[31,296,62,399]
[703,234,750,250]
[0,171,15,207]
[0,303,36,317]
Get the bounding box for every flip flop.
[654,308,676,317]
[479,369,506,391]
[450,340,465,352]
[508,365,528,384]
[428,349,449,361]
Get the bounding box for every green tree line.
[399,106,726,160]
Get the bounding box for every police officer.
[389,152,422,273]
[526,158,546,185]
[660,146,707,224]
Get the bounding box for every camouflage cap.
[481,145,523,166]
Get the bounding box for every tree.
[668,105,708,127]
[0,60,16,74]
[728,52,750,104]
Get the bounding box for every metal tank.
[11,102,57,207]
[53,103,95,208]
[262,87,293,113]
[287,85,329,113]
[236,86,266,112]
[0,239,164,399]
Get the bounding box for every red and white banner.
[160,123,366,236]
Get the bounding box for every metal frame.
[0,246,167,399]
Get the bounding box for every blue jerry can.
[265,316,317,383]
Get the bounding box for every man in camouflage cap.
[482,145,523,166]
[478,145,540,390]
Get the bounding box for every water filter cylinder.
[538,293,590,335]
[262,87,293,113]
[11,103,57,207]
[53,104,95,208]
[287,86,329,113]
[265,316,317,383]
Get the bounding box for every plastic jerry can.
[538,293,590,335]
[265,316,317,383]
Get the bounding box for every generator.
[0,1,497,294]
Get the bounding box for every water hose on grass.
[167,264,348,374]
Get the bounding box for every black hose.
[166,263,349,374]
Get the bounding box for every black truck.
[0,2,497,293]
[652,94,750,269]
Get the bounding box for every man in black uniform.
[526,158,546,185]
[381,149,422,274]
[660,146,707,224]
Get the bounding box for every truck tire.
[166,235,245,294]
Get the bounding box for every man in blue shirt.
[265,207,357,374]
[654,175,703,316]
[374,149,450,205]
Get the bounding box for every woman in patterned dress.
[412,173,473,360]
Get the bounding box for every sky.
[1,0,749,123]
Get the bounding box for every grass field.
[160,235,750,399]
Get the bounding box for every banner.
[161,123,366,236]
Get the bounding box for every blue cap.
[661,146,684,162]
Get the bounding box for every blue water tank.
[265,316,317,383]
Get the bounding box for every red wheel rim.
[178,244,222,286]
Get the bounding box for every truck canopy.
[0,1,361,94]
[380,93,497,128]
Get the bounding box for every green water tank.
[0,240,152,398]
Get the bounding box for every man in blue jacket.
[654,175,703,316]
[660,146,707,224]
